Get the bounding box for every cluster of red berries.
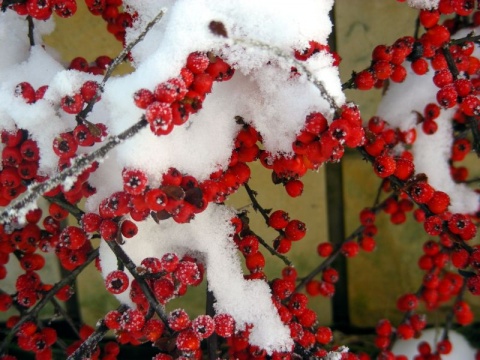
[103,305,234,358]
[255,103,365,201]
[373,314,427,358]
[414,338,454,360]
[68,55,112,75]
[4,0,77,20]
[355,36,418,90]
[269,267,372,359]
[354,2,480,126]
[266,210,307,255]
[0,129,38,205]
[450,136,472,182]
[85,0,133,42]
[110,253,203,308]
[8,321,57,360]
[134,52,234,136]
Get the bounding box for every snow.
[406,0,439,9]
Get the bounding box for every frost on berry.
[105,270,129,294]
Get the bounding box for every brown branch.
[243,182,272,224]
[243,184,293,266]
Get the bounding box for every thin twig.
[467,116,480,157]
[252,231,292,267]
[231,37,340,112]
[27,15,34,46]
[441,280,468,342]
[206,286,218,360]
[450,33,480,44]
[242,183,293,266]
[295,192,396,293]
[50,298,81,339]
[243,182,271,225]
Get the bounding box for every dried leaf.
[209,20,228,37]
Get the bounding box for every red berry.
[437,339,452,354]
[419,9,440,28]
[397,293,418,311]
[192,73,214,95]
[133,88,155,109]
[409,182,434,204]
[397,323,414,340]
[61,94,84,114]
[80,81,99,102]
[376,319,393,336]
[119,220,137,238]
[411,58,429,75]
[53,132,78,159]
[436,84,458,108]
[142,318,165,342]
[176,329,200,351]
[390,64,407,82]
[317,242,333,257]
[105,270,129,294]
[174,260,200,285]
[373,60,393,80]
[359,236,376,252]
[145,102,174,136]
[373,155,396,178]
[26,0,53,20]
[214,313,235,338]
[341,241,360,257]
[15,82,36,104]
[206,57,234,81]
[186,52,210,74]
[467,274,480,295]
[168,309,191,332]
[285,179,303,197]
[354,70,375,90]
[59,226,87,250]
[122,168,148,195]
[315,326,333,345]
[268,210,290,230]
[427,191,450,214]
[285,219,306,241]
[191,315,215,339]
[145,188,168,212]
